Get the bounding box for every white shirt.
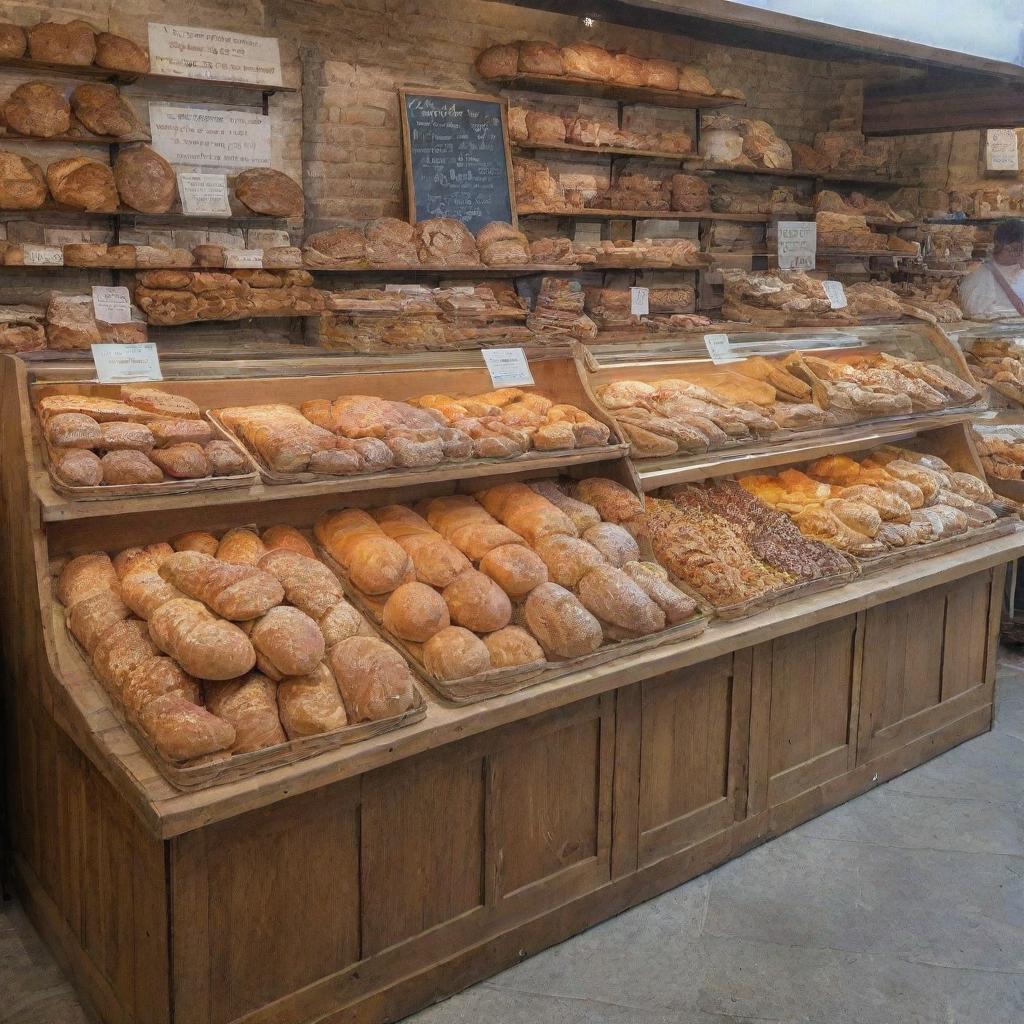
[959,262,1024,320]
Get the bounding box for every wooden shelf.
[688,160,922,188]
[0,206,289,227]
[306,262,579,275]
[492,72,741,109]
[0,130,151,146]
[518,206,771,222]
[513,139,695,161]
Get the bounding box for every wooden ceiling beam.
[863,80,1024,135]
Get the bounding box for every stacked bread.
[475,39,742,101]
[44,293,146,350]
[741,446,999,555]
[509,104,692,155]
[55,523,420,765]
[0,20,150,72]
[973,429,1024,481]
[711,184,811,217]
[814,212,888,252]
[1,80,147,142]
[721,270,853,327]
[699,116,792,169]
[316,476,697,683]
[584,286,697,332]
[576,237,709,270]
[526,277,598,340]
[216,386,611,476]
[886,280,962,324]
[38,386,249,488]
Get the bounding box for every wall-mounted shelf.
[493,72,741,109]
[0,130,151,146]
[518,207,772,222]
[513,139,695,161]
[687,160,923,188]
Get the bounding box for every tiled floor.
[3,659,1023,1024]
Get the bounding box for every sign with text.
[703,333,737,365]
[224,248,264,268]
[148,24,282,86]
[630,286,650,316]
[177,172,232,217]
[92,286,132,324]
[822,280,848,309]
[92,344,162,384]
[777,221,817,270]
[150,103,272,169]
[482,348,534,388]
[986,129,1019,171]
[400,88,516,234]
[23,245,63,266]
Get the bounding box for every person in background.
[960,218,1024,319]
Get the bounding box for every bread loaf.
[148,598,257,680]
[261,524,316,560]
[622,561,698,624]
[94,32,149,73]
[205,440,247,477]
[216,528,266,566]
[121,655,201,715]
[475,482,578,544]
[28,20,95,64]
[0,152,47,209]
[119,570,184,619]
[418,495,523,560]
[67,588,130,654]
[250,605,325,678]
[46,157,118,212]
[171,531,219,556]
[278,663,348,739]
[577,564,665,634]
[582,523,640,566]
[92,618,158,692]
[314,509,415,595]
[45,412,101,449]
[56,552,117,608]
[3,82,70,138]
[149,443,210,479]
[475,43,518,79]
[561,43,613,80]
[217,403,334,474]
[382,581,450,642]
[478,543,548,598]
[101,450,163,485]
[532,534,607,588]
[528,480,601,533]
[121,386,200,420]
[45,294,99,350]
[572,478,644,525]
[97,420,154,453]
[114,145,176,213]
[159,551,284,620]
[523,582,603,658]
[519,40,562,75]
[204,671,286,753]
[71,84,142,139]
[328,635,418,721]
[112,543,173,579]
[149,420,213,447]
[642,58,679,90]
[54,448,102,486]
[234,168,304,218]
[483,625,545,668]
[442,569,512,633]
[318,600,368,646]
[0,23,26,59]
[138,693,235,762]
[423,625,491,680]
[372,505,471,587]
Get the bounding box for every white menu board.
[150,103,272,169]
[148,24,282,86]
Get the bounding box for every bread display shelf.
[686,160,922,188]
[513,139,698,161]
[306,263,585,275]
[518,206,772,222]
[492,72,741,108]
[0,205,289,227]
[0,129,152,146]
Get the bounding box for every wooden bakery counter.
[3,350,1022,1024]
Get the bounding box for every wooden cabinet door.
[858,569,998,764]
[635,653,751,868]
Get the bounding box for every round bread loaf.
[382,581,450,642]
[442,569,512,633]
[45,412,101,449]
[149,443,210,480]
[100,449,163,485]
[582,522,640,566]
[70,83,141,138]
[3,82,70,138]
[234,168,304,218]
[532,534,607,588]
[170,531,219,556]
[114,144,176,213]
[28,20,96,65]
[523,582,603,659]
[216,528,266,566]
[576,564,665,634]
[0,152,47,209]
[0,23,27,59]
[423,626,491,681]
[250,606,325,678]
[261,524,316,560]
[478,543,548,599]
[46,157,118,212]
[318,600,365,646]
[94,31,149,73]
[483,625,544,668]
[474,43,518,79]
[54,448,101,486]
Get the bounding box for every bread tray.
[56,600,427,794]
[207,408,629,490]
[317,545,708,705]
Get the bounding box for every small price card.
[178,172,232,216]
[703,333,735,365]
[986,129,1019,171]
[630,286,649,316]
[224,248,264,268]
[91,286,132,325]
[777,221,817,271]
[822,280,848,309]
[24,245,64,266]
[92,344,163,384]
[482,347,535,388]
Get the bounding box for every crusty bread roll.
[610,52,645,86]
[483,625,544,668]
[314,509,415,595]
[150,419,213,447]
[442,569,512,633]
[149,598,256,680]
[528,480,601,533]
[54,449,102,486]
[622,561,697,625]
[261,525,316,560]
[38,394,141,423]
[216,528,267,566]
[318,600,368,646]
[119,569,185,619]
[278,662,348,739]
[92,618,158,692]
[137,693,235,762]
[0,151,47,209]
[111,543,173,579]
[171,531,219,556]
[576,564,665,634]
[45,412,102,449]
[67,588,130,654]
[257,549,344,619]
[250,605,325,678]
[150,442,210,479]
[328,636,418,721]
[572,478,644,525]
[204,671,286,753]
[523,582,603,659]
[97,420,154,453]
[159,551,284,621]
[418,494,523,560]
[478,543,548,599]
[582,523,640,566]
[100,450,163,485]
[382,581,450,642]
[56,552,117,608]
[234,168,304,218]
[372,505,471,588]
[641,57,679,90]
[423,626,491,680]
[532,534,607,588]
[474,482,578,544]
[121,655,201,715]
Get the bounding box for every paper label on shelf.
[23,246,63,266]
[247,228,291,248]
[150,103,272,169]
[777,221,817,270]
[481,348,535,388]
[92,344,163,384]
[703,333,736,365]
[148,24,282,86]
[91,286,132,325]
[630,286,649,316]
[224,248,264,268]
[822,280,848,309]
[384,284,430,293]
[177,172,232,217]
[986,129,1019,171]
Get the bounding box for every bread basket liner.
[206,407,629,487]
[316,544,708,706]
[54,557,428,793]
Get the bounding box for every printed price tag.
[986,129,1019,172]
[482,347,535,388]
[91,286,132,324]
[703,333,736,365]
[384,284,430,293]
[224,248,263,268]
[148,24,282,86]
[247,228,291,248]
[23,245,63,266]
[777,221,817,271]
[177,172,232,217]
[91,343,162,384]
[630,286,649,316]
[822,280,848,309]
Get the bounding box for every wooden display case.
[2,343,1021,1024]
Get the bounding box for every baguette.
[278,662,349,738]
[249,606,325,679]
[314,509,415,595]
[137,694,235,762]
[204,671,286,753]
[327,635,418,722]
[148,597,257,680]
[159,551,284,620]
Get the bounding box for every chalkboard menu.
[399,88,517,234]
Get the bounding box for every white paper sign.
[986,129,1019,171]
[92,286,132,324]
[92,344,163,384]
[224,248,263,268]
[23,246,63,266]
[247,228,291,248]
[148,24,282,86]
[482,348,535,388]
[150,103,272,170]
[384,284,430,293]
[630,286,649,316]
[177,172,232,217]
[822,280,848,309]
[703,333,736,365]
[777,221,817,270]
